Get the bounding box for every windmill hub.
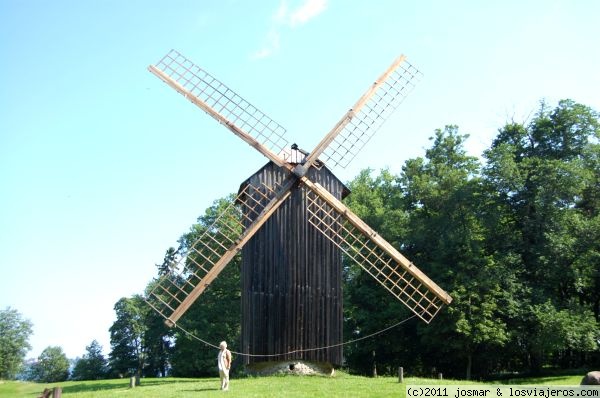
[286,143,324,177]
[281,143,309,165]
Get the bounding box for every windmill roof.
[237,159,350,201]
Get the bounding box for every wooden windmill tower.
[146,50,452,370]
[238,150,350,368]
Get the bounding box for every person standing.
[217,341,232,391]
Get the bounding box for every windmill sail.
[317,56,422,170]
[304,180,452,323]
[148,49,289,167]
[147,179,289,326]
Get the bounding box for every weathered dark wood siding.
[239,162,348,366]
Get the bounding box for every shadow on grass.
[492,368,588,385]
[58,378,202,394]
[502,375,581,385]
[182,387,221,392]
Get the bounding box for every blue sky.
[1,0,599,360]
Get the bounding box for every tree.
[31,346,70,382]
[342,169,416,376]
[483,99,600,372]
[108,294,172,378]
[140,292,173,377]
[71,340,108,380]
[109,296,147,378]
[484,100,599,300]
[525,302,598,370]
[341,128,514,379]
[400,126,513,379]
[0,307,33,379]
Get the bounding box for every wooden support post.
[129,376,136,388]
[398,366,404,383]
[438,372,443,380]
[372,350,377,378]
[52,387,62,398]
[39,388,51,398]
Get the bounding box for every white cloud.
[251,0,328,59]
[273,0,289,24]
[289,0,327,27]
[252,29,281,60]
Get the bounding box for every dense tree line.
[3,100,596,381]
[93,99,600,379]
[343,100,600,378]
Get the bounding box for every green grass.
[500,374,583,385]
[0,373,586,398]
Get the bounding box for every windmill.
[146,49,452,370]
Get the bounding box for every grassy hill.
[0,373,585,398]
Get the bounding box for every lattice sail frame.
[320,60,423,169]
[151,49,289,160]
[147,180,282,325]
[305,187,446,323]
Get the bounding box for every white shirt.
[217,349,228,371]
